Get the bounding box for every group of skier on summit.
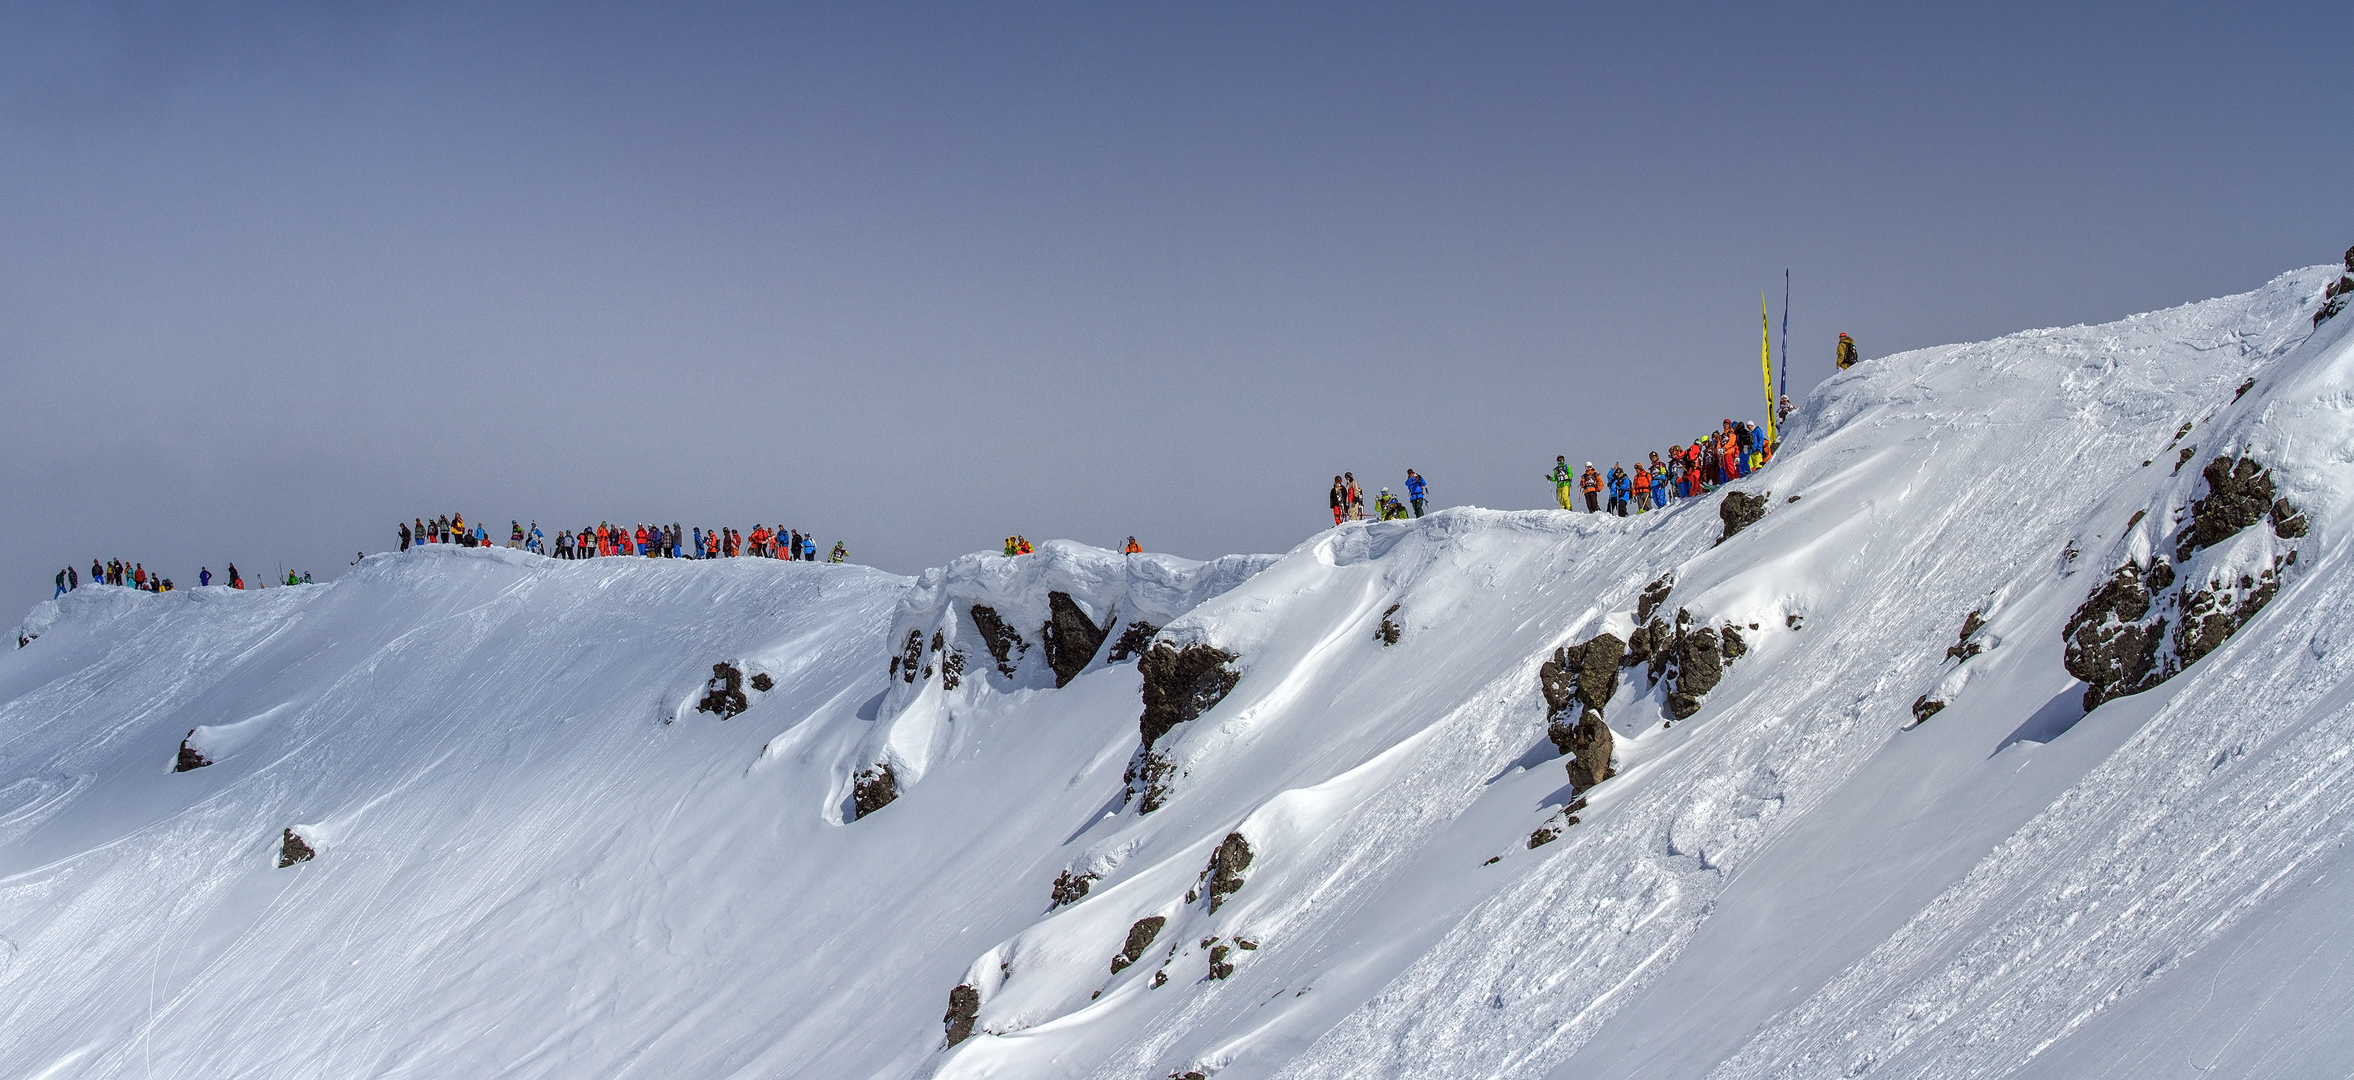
[398,514,846,564]
[1331,332,1859,522]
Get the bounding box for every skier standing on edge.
[1405,469,1429,517]
[1550,457,1575,510]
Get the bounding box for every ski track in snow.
[2,265,2351,1079]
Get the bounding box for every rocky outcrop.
[1540,634,1624,720]
[1106,620,1159,662]
[1050,869,1098,910]
[1208,942,1234,980]
[276,829,315,868]
[852,763,898,820]
[1554,710,1615,791]
[891,631,923,684]
[696,662,749,717]
[1041,592,1107,688]
[969,605,1028,678]
[1636,573,1675,625]
[1718,491,1767,544]
[1946,610,1988,663]
[1110,916,1165,974]
[1910,695,1947,725]
[943,983,981,1047]
[1665,623,1723,719]
[1205,832,1252,913]
[2066,455,2305,710]
[748,672,774,692]
[2177,457,2280,560]
[175,731,210,772]
[1375,604,1402,646]
[2064,562,2166,709]
[2314,244,2353,326]
[2174,563,2285,670]
[1137,644,1240,750]
[1541,634,1625,791]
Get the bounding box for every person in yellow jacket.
[1836,332,1859,369]
[1550,456,1576,510]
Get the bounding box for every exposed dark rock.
[2174,446,2197,473]
[1625,619,1667,669]
[2063,562,2165,710]
[1152,970,1168,988]
[894,631,923,684]
[2178,457,2277,560]
[1946,610,1987,663]
[2273,498,2309,539]
[2234,377,2257,402]
[1107,620,1160,662]
[1111,915,1166,973]
[1540,633,1625,721]
[1050,869,1099,910]
[970,605,1028,678]
[852,763,898,820]
[1236,938,1258,950]
[276,829,315,868]
[1042,592,1108,688]
[1910,695,1946,725]
[696,662,749,717]
[1718,491,1767,544]
[939,648,965,690]
[1138,643,1241,749]
[1130,749,1178,814]
[2175,563,2282,670]
[1375,603,1402,646]
[1666,625,1722,720]
[748,672,774,692]
[1719,626,1747,663]
[1556,709,1616,790]
[943,983,981,1047]
[1206,832,1253,912]
[175,731,211,772]
[1636,574,1675,626]
[1208,943,1234,980]
[1527,825,1559,848]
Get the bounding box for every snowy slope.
[4,262,2353,1080]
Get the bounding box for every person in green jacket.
[1550,456,1576,511]
[828,542,847,564]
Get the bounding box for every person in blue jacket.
[1608,464,1632,517]
[199,567,212,587]
[1404,469,1430,517]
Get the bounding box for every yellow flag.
[1761,295,1775,445]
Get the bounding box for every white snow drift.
[4,261,2354,1079]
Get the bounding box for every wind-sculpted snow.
[5,265,2354,1080]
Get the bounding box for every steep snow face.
[5,264,2354,1080]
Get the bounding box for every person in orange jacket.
[1124,537,1142,555]
[1580,463,1604,513]
[1629,460,1651,512]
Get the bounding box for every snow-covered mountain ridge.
[5,260,2353,1079]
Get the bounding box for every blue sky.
[4,2,2349,608]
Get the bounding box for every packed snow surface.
[5,264,2354,1079]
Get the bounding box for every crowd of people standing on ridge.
[1328,469,1433,524]
[398,513,846,564]
[1548,416,1775,518]
[52,558,288,598]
